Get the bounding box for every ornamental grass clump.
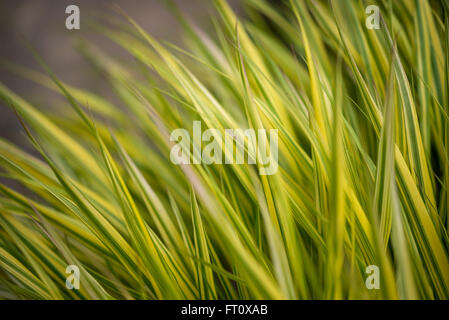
[0,0,448,299]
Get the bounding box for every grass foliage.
[0,0,449,299]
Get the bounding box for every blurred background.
[0,0,242,146]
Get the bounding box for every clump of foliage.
[0,0,448,299]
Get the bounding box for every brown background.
[0,0,241,145]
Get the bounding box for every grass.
[0,0,448,299]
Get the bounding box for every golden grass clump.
[0,0,448,299]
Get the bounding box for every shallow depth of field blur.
[0,0,448,300]
[0,0,241,146]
